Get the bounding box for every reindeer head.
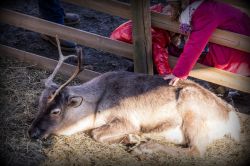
[28,36,83,139]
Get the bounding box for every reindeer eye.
[50,108,61,115]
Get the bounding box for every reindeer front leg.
[91,118,139,144]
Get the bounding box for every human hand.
[163,74,180,86]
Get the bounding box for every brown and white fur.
[29,71,240,156]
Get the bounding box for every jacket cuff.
[172,70,188,79]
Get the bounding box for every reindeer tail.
[227,110,240,142]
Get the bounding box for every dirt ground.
[0,0,250,166]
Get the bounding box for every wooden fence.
[0,0,250,93]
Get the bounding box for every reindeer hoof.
[91,128,104,142]
[122,134,141,145]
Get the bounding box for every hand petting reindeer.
[28,36,240,156]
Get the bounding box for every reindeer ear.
[68,96,83,108]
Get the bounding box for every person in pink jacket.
[164,0,250,86]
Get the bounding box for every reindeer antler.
[45,35,83,103]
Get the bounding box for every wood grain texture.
[131,0,153,74]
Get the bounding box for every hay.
[0,56,250,166]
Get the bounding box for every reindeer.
[28,36,240,156]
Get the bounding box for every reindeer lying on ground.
[28,37,240,156]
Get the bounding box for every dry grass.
[0,56,249,166]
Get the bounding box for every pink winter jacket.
[172,0,250,78]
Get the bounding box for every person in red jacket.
[110,3,181,75]
[163,0,250,86]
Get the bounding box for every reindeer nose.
[28,127,41,139]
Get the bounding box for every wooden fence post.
[131,0,153,75]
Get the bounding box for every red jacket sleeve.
[152,28,171,75]
[110,21,133,44]
[172,10,219,79]
[150,3,164,13]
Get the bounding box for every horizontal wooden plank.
[0,44,100,82]
[63,0,250,53]
[168,56,250,93]
[1,44,249,93]
[63,0,131,19]
[0,8,133,59]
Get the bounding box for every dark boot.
[64,13,80,25]
[41,34,77,52]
